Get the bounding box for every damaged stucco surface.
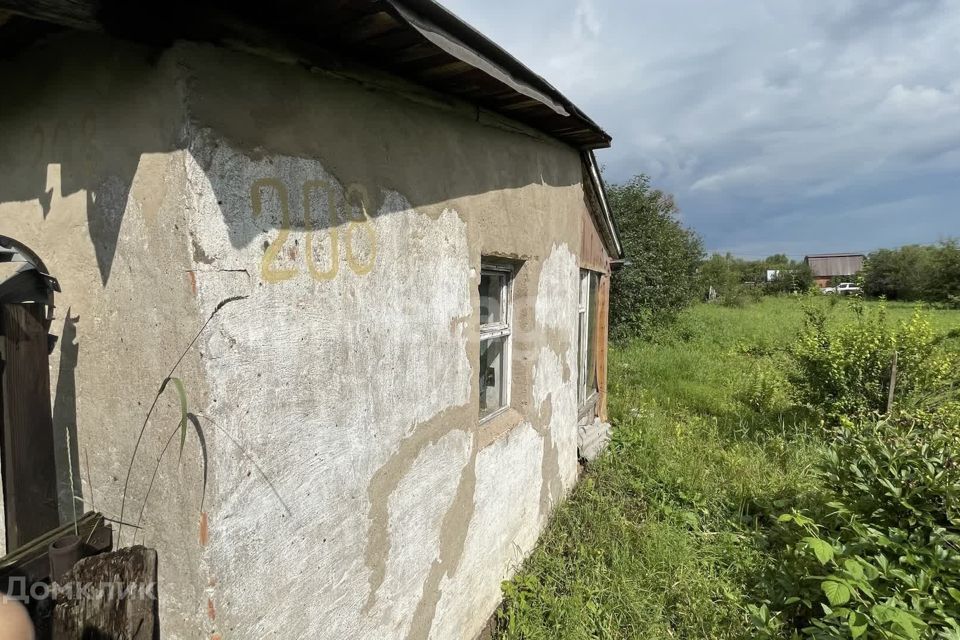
[0,32,591,640]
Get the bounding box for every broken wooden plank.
[53,545,158,640]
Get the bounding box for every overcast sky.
[439,0,960,258]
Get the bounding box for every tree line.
[608,173,958,340]
[862,241,960,304]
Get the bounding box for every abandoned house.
[804,253,866,288]
[0,0,622,638]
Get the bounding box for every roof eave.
[0,0,612,150]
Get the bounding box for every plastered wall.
[0,31,596,640]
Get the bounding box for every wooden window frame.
[479,263,514,423]
[577,269,600,410]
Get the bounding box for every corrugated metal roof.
[804,254,865,278]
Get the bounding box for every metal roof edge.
[386,0,611,147]
[583,151,623,259]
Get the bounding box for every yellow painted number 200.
[250,178,377,283]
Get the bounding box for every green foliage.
[161,376,189,460]
[753,301,960,639]
[496,299,824,640]
[790,301,956,418]
[608,175,704,340]
[927,240,960,306]
[738,359,791,414]
[496,298,960,640]
[700,253,814,304]
[768,263,815,296]
[863,240,960,303]
[755,411,960,639]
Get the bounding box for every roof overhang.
[0,0,612,150]
[583,151,623,259]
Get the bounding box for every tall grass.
[495,296,960,639]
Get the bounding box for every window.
[578,270,600,406]
[479,264,513,420]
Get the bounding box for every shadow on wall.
[0,30,582,287]
[52,308,83,522]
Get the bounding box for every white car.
[823,282,862,295]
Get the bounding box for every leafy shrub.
[767,263,816,295]
[752,410,960,639]
[790,302,955,418]
[609,175,704,340]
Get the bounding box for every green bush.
[863,240,960,303]
[790,302,955,419]
[608,175,704,340]
[752,410,960,639]
[737,359,791,414]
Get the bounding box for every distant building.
[804,253,865,288]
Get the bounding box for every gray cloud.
[439,0,960,256]
[815,0,947,39]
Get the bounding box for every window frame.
[577,269,600,409]
[479,263,514,422]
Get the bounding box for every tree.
[863,245,934,300]
[608,175,704,339]
[863,241,957,303]
[764,254,792,267]
[699,253,743,296]
[767,261,814,294]
[925,239,960,305]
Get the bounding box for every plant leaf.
[821,580,851,606]
[804,537,835,565]
[166,377,189,461]
[843,559,865,580]
[848,611,868,638]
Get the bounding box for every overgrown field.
[495,297,960,639]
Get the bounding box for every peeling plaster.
[183,138,474,638]
[1,32,595,640]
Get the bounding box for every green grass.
[495,296,960,640]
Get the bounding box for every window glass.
[479,264,513,420]
[479,272,504,325]
[578,270,600,406]
[578,271,588,404]
[479,336,507,419]
[586,272,599,394]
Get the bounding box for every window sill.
[578,392,599,424]
[478,407,525,450]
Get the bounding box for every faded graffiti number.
[251,178,297,283]
[250,178,377,283]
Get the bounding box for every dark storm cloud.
[439,0,960,256]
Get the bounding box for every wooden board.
[580,208,610,274]
[53,546,158,640]
[1,303,59,550]
[595,275,610,421]
[0,511,112,586]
